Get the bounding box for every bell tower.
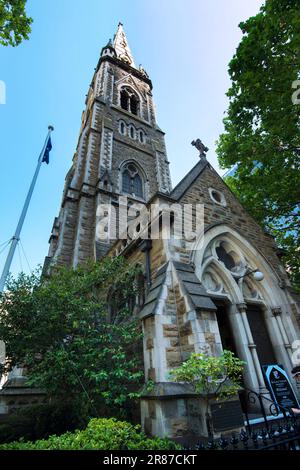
[46,23,172,268]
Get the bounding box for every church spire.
[113,22,136,68]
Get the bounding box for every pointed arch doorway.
[213,300,277,373]
[193,225,296,395]
[214,300,239,357]
[245,303,277,366]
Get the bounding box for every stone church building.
[2,24,300,439]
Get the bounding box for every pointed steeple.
[113,22,136,68]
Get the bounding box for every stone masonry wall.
[47,50,171,266]
[179,163,288,285]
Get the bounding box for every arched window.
[130,95,138,115]
[120,121,126,135]
[132,173,143,197]
[130,126,135,139]
[139,130,144,143]
[108,284,136,324]
[122,163,144,198]
[120,89,129,111]
[122,169,132,194]
[119,87,139,116]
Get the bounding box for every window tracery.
[121,162,144,199]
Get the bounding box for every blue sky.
[0,0,264,277]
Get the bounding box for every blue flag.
[42,136,52,164]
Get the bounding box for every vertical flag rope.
[0,239,11,248]
[20,240,32,274]
[17,243,23,273]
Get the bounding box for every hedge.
[0,417,181,450]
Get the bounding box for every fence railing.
[183,387,300,450]
[184,421,300,450]
[239,387,296,433]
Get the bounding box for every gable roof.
[173,261,217,311]
[170,157,208,200]
[138,263,168,319]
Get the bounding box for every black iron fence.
[184,420,300,450]
[184,387,300,450]
[240,387,291,431]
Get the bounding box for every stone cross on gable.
[191,139,209,158]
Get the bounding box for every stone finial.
[139,64,149,78]
[191,139,209,158]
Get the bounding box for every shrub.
[0,259,144,423]
[0,402,85,444]
[0,418,181,450]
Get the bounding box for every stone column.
[271,307,294,364]
[228,304,259,391]
[236,303,266,392]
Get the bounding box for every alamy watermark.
[291,79,300,104]
[95,197,204,251]
[0,340,5,365]
[0,80,6,105]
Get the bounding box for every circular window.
[209,188,226,206]
[215,241,243,274]
[212,190,221,203]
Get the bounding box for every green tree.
[0,0,32,46]
[216,0,300,288]
[170,351,244,437]
[0,257,144,422]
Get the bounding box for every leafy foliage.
[170,350,244,439]
[0,257,144,422]
[170,350,245,401]
[0,0,32,46]
[0,418,181,450]
[0,402,83,444]
[216,0,300,288]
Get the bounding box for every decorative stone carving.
[202,271,223,293]
[271,306,282,317]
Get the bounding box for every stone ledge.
[140,382,197,399]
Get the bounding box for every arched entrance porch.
[192,224,298,396]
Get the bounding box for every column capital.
[271,306,282,317]
[236,302,247,313]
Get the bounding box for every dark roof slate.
[173,261,216,311]
[170,158,208,200]
[138,263,168,319]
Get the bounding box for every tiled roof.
[173,261,216,311]
[138,263,168,319]
[170,157,208,200]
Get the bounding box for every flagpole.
[0,125,54,293]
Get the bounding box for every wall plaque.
[211,400,244,432]
[262,364,299,410]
